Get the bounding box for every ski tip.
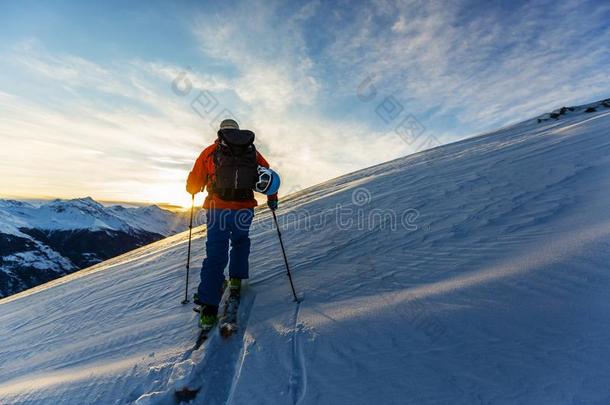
[175,387,200,402]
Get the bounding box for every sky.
[0,0,609,208]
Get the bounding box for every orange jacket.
[186,141,278,209]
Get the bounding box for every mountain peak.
[67,196,103,208]
[0,199,34,209]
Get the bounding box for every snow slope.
[1,103,610,404]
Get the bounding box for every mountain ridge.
[0,197,191,298]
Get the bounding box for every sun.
[141,183,207,210]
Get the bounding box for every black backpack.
[212,128,258,201]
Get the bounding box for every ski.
[190,306,211,350]
[219,292,240,338]
[190,279,229,348]
[174,284,243,401]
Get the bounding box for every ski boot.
[198,304,218,330]
[226,278,241,311]
[228,277,241,298]
[220,278,241,338]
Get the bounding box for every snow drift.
[1,101,610,404]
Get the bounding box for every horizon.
[0,194,191,212]
[1,1,609,207]
[0,193,273,212]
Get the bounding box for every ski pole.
[272,210,300,302]
[182,195,195,305]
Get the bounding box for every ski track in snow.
[2,106,610,404]
[130,287,260,405]
[191,292,258,405]
[289,301,307,405]
[224,330,254,405]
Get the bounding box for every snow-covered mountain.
[1,99,610,404]
[0,197,190,298]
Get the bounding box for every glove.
[186,182,203,195]
[267,199,278,211]
[186,183,199,195]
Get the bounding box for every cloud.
[1,0,608,204]
[0,44,215,205]
[322,0,610,132]
[191,2,321,113]
[186,0,610,188]
[0,36,411,206]
[188,0,415,190]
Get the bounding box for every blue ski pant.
[197,208,254,306]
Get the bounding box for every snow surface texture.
[1,104,610,404]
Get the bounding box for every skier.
[186,118,279,331]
